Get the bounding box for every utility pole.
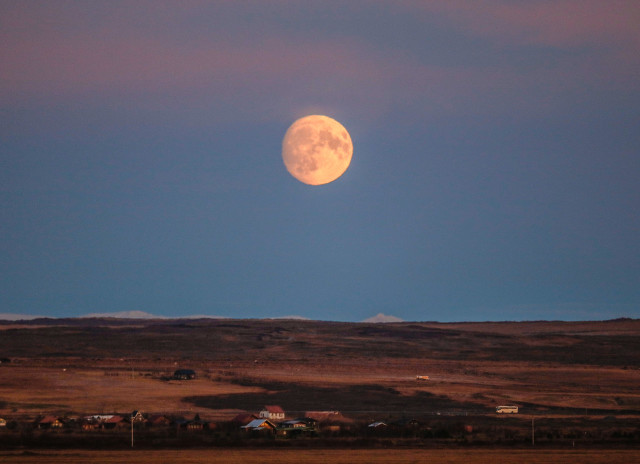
[131,413,134,448]
[531,417,535,447]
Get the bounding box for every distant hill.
[1,311,310,321]
[1,318,638,366]
[81,310,163,319]
[0,313,44,321]
[362,313,404,323]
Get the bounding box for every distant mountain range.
[0,311,403,323]
[81,310,165,319]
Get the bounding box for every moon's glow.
[282,115,353,185]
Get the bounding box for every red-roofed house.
[259,405,285,421]
[148,414,172,427]
[38,416,65,429]
[103,415,128,430]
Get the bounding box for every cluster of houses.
[233,406,349,437]
[21,411,183,432]
[0,406,351,437]
[0,411,208,432]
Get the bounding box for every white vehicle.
[496,405,519,414]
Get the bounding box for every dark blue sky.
[2,1,639,321]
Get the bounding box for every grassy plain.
[1,318,639,418]
[0,317,638,453]
[1,448,638,464]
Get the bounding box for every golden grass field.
[1,448,638,464]
[2,359,638,420]
[0,365,260,418]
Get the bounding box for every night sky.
[2,1,639,322]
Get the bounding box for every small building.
[173,369,197,380]
[81,420,100,431]
[0,418,7,427]
[130,410,146,423]
[80,416,102,431]
[185,414,206,431]
[38,416,65,429]
[276,418,317,438]
[103,415,128,430]
[416,375,429,381]
[241,418,277,433]
[148,414,172,427]
[259,405,285,421]
[186,421,204,430]
[280,419,309,428]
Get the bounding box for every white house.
[259,405,285,421]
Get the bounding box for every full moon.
[282,115,353,185]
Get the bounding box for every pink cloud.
[2,1,637,126]
[0,2,400,124]
[394,0,640,104]
[409,0,640,49]
[0,27,611,127]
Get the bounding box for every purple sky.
[1,1,639,321]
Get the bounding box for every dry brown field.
[1,359,639,419]
[2,318,639,416]
[0,317,638,450]
[1,448,639,464]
